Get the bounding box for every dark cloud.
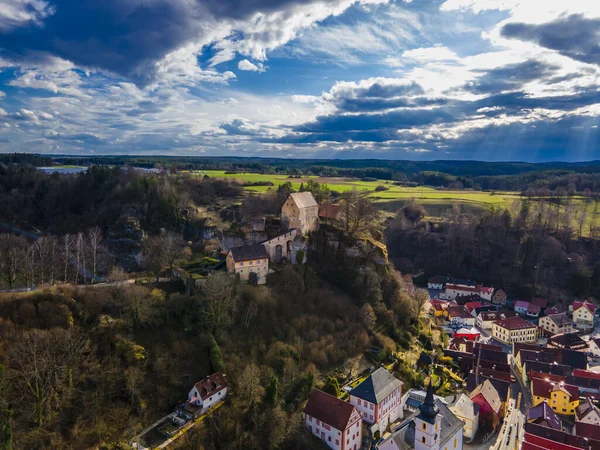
[220,119,261,136]
[467,60,559,94]
[0,0,347,85]
[501,14,600,66]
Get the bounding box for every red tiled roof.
[575,422,600,440]
[528,304,542,314]
[573,369,600,380]
[465,301,483,313]
[573,300,597,314]
[319,203,340,219]
[524,432,582,450]
[495,316,536,331]
[194,372,227,400]
[532,297,549,308]
[531,377,578,400]
[304,389,356,432]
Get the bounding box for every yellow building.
[572,301,596,329]
[491,316,537,344]
[226,244,269,284]
[531,377,579,416]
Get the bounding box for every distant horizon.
[16,153,600,166]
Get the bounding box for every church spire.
[419,382,439,423]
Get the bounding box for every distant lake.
[38,166,88,174]
[38,166,161,174]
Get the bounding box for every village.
[129,188,600,450]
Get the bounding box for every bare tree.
[88,227,103,283]
[200,273,241,333]
[143,231,187,281]
[62,234,74,283]
[0,234,26,288]
[338,189,380,237]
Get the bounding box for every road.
[492,396,525,450]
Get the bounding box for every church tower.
[415,383,442,450]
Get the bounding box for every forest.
[5,152,600,193]
[0,157,430,449]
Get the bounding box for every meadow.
[198,170,522,211]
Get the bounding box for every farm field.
[197,170,599,233]
[198,170,522,209]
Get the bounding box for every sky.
[0,0,600,161]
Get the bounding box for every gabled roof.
[515,300,530,309]
[228,244,268,262]
[545,313,573,327]
[451,393,480,418]
[470,379,502,414]
[531,377,578,400]
[527,401,562,430]
[193,372,227,400]
[527,304,542,315]
[304,389,356,431]
[449,305,472,319]
[573,300,597,314]
[592,338,600,349]
[495,316,536,331]
[288,192,318,209]
[349,367,403,405]
[576,398,600,422]
[548,332,586,349]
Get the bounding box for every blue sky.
[0,0,600,161]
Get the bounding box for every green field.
[197,169,521,208]
[196,170,598,232]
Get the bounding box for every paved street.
[490,397,525,450]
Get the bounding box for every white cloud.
[238,59,265,72]
[0,0,55,32]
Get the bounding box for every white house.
[576,398,600,425]
[176,372,228,421]
[476,312,501,331]
[449,394,479,442]
[539,313,573,336]
[428,277,446,290]
[589,338,600,358]
[304,389,363,450]
[449,306,475,328]
[379,384,464,450]
[442,281,493,302]
[349,368,403,433]
[514,301,530,315]
[572,301,597,329]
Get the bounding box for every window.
[423,423,427,431]
[358,399,361,406]
[454,438,457,448]
[370,404,374,410]
[422,437,426,444]
[336,440,339,445]
[328,437,331,442]
[309,416,312,422]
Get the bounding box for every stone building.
[281,192,319,234]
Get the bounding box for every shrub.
[209,334,226,373]
[375,185,389,192]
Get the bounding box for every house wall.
[350,385,402,433]
[304,410,362,450]
[226,253,269,284]
[476,317,494,330]
[574,308,594,328]
[590,342,600,357]
[187,386,228,410]
[539,316,573,335]
[350,396,376,424]
[263,229,305,264]
[579,410,600,425]
[471,395,499,429]
[428,282,444,290]
[492,324,537,344]
[281,198,319,234]
[532,391,578,416]
[450,408,478,441]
